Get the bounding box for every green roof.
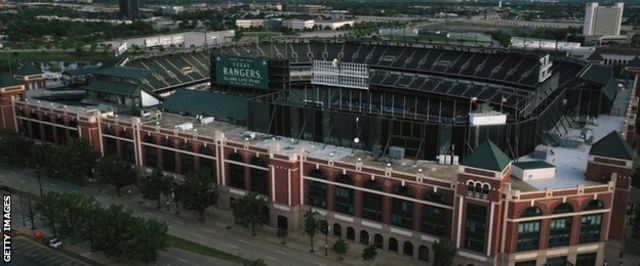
[0,73,22,88]
[513,160,555,170]
[163,89,248,122]
[95,67,152,80]
[590,131,635,160]
[586,51,604,61]
[578,64,613,86]
[63,67,99,76]
[627,56,640,68]
[462,140,512,172]
[14,62,42,76]
[85,80,141,96]
[602,77,619,102]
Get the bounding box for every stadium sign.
[215,56,268,90]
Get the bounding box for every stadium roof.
[589,131,634,161]
[95,67,153,80]
[85,80,141,96]
[63,67,100,76]
[462,140,512,172]
[0,73,21,88]
[162,89,249,122]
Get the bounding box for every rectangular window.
[309,181,327,209]
[464,204,487,252]
[334,186,354,215]
[515,260,537,266]
[545,256,567,266]
[517,221,540,251]
[422,206,447,236]
[576,252,597,266]
[549,217,572,247]
[579,214,602,243]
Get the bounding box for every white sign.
[469,112,507,126]
[115,42,128,57]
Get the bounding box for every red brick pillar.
[327,173,336,212]
[244,154,251,192]
[353,174,364,218]
[538,219,550,250]
[382,180,393,225]
[412,187,424,232]
[173,140,182,174]
[570,214,582,246]
[193,144,202,171]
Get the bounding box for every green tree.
[632,201,640,240]
[124,216,169,263]
[433,238,456,266]
[37,192,63,236]
[333,239,349,260]
[94,156,136,197]
[36,192,99,242]
[52,139,96,184]
[140,169,172,209]
[231,192,267,236]
[179,170,218,220]
[362,244,377,263]
[0,130,33,166]
[303,208,319,252]
[88,204,134,258]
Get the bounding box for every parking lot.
[12,236,90,266]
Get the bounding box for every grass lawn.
[243,31,283,38]
[167,235,251,265]
[383,34,491,47]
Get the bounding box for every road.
[0,164,419,266]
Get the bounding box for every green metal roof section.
[85,80,140,96]
[163,89,248,122]
[602,77,619,102]
[586,51,604,61]
[63,67,99,76]
[590,131,635,161]
[0,73,22,88]
[513,160,555,170]
[578,64,613,86]
[628,56,640,68]
[14,62,42,76]
[95,67,152,80]
[462,140,512,172]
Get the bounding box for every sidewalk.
[0,164,421,266]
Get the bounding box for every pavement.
[0,163,421,266]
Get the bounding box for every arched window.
[403,241,413,256]
[583,200,604,210]
[482,184,490,195]
[346,227,355,241]
[422,192,448,236]
[517,207,542,251]
[334,174,354,215]
[549,203,573,247]
[360,230,369,245]
[580,200,604,244]
[308,169,327,209]
[374,234,383,248]
[389,237,398,252]
[475,183,482,194]
[180,142,194,175]
[228,153,245,189]
[391,186,413,229]
[467,182,475,195]
[418,245,429,262]
[362,180,383,222]
[333,223,342,237]
[250,156,269,196]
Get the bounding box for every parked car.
[47,238,62,249]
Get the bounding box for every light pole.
[324,222,330,256]
[172,185,179,215]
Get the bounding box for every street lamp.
[324,222,330,256]
[171,185,179,215]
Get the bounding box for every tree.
[123,216,169,263]
[0,130,32,166]
[433,238,456,266]
[140,169,172,208]
[231,192,267,236]
[303,208,319,252]
[94,156,136,197]
[36,192,99,242]
[37,192,63,236]
[53,139,96,184]
[362,244,377,263]
[333,239,349,260]
[179,170,218,220]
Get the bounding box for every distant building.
[119,0,140,20]
[161,6,183,16]
[235,19,264,29]
[283,19,315,30]
[249,3,282,11]
[315,20,354,30]
[583,3,624,37]
[264,18,283,31]
[286,4,323,14]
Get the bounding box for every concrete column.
[353,174,364,218]
[382,180,393,225]
[327,173,336,212]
